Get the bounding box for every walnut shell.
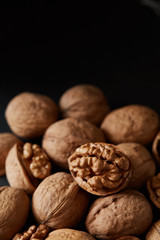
[32,172,89,229]
[68,142,132,196]
[59,84,110,125]
[146,219,160,240]
[0,186,30,240]
[117,142,156,189]
[152,131,160,166]
[42,118,105,169]
[85,189,153,240]
[147,172,160,208]
[100,104,159,145]
[5,142,51,195]
[0,132,21,176]
[5,92,58,139]
[45,229,96,240]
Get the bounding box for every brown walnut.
[68,142,132,196]
[118,142,156,189]
[5,142,52,195]
[0,186,30,240]
[0,132,22,176]
[152,131,160,167]
[100,104,159,145]
[85,189,153,240]
[59,84,110,125]
[45,228,96,240]
[42,118,105,169]
[147,172,160,208]
[5,92,58,139]
[146,219,160,240]
[13,224,50,240]
[32,172,89,229]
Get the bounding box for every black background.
[1,1,160,238]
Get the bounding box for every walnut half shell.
[68,142,132,196]
[5,142,52,195]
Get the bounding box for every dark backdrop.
[0,1,160,236]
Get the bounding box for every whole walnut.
[32,172,89,229]
[42,118,105,169]
[0,186,30,240]
[117,142,156,189]
[5,142,52,195]
[5,92,58,139]
[101,104,159,145]
[0,132,21,176]
[85,189,153,240]
[59,84,110,125]
[45,228,96,240]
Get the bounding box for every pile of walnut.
[0,84,160,240]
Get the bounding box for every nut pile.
[0,84,160,240]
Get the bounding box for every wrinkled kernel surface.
[23,143,52,179]
[147,173,160,207]
[13,225,49,240]
[69,143,131,192]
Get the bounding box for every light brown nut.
[32,172,89,229]
[100,104,159,145]
[146,219,160,240]
[85,189,153,240]
[118,142,156,189]
[45,228,96,240]
[147,172,160,208]
[116,237,140,240]
[5,92,58,139]
[59,84,110,125]
[42,118,105,169]
[152,131,160,167]
[0,132,22,176]
[0,186,30,240]
[5,142,52,195]
[13,224,50,240]
[68,142,132,196]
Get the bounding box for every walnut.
[45,228,96,240]
[32,172,89,229]
[5,92,58,139]
[152,131,160,166]
[146,219,160,240]
[85,189,153,240]
[147,172,160,208]
[100,104,159,145]
[5,142,52,195]
[59,84,110,125]
[13,224,50,240]
[68,142,132,196]
[42,118,105,169]
[117,143,156,189]
[0,186,30,240]
[0,132,22,176]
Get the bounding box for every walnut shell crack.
[68,142,132,196]
[5,142,52,195]
[5,92,58,139]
